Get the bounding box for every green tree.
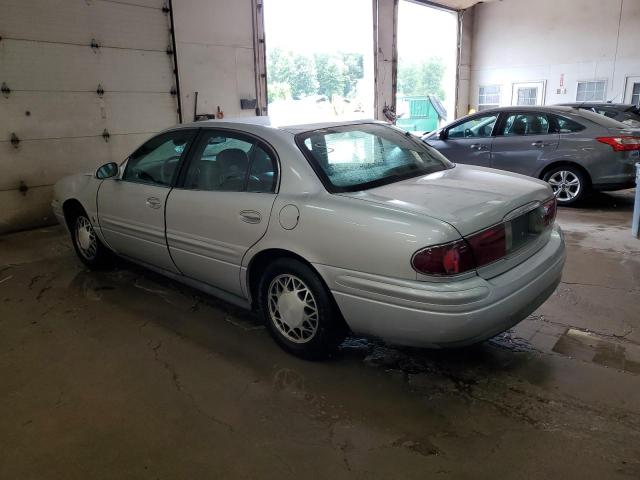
[314,53,347,98]
[397,57,446,100]
[267,48,294,85]
[289,54,319,98]
[342,53,364,97]
[267,81,292,102]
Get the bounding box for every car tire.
[69,209,114,269]
[258,258,347,360]
[543,166,589,205]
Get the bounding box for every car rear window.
[574,108,631,129]
[296,123,453,193]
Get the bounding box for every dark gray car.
[556,103,640,128]
[423,106,640,204]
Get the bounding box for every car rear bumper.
[314,225,565,348]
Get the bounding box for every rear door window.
[499,113,550,136]
[182,130,277,193]
[549,115,585,133]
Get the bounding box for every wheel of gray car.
[70,210,113,269]
[258,258,347,360]
[543,166,588,205]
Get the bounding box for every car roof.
[555,102,634,109]
[176,116,385,135]
[473,105,578,114]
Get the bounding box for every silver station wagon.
[52,119,565,359]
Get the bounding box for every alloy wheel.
[547,170,581,203]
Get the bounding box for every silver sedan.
[52,119,565,359]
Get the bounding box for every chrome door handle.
[531,141,548,147]
[145,196,161,209]
[469,144,487,151]
[239,210,261,224]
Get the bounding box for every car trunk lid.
[339,164,552,236]
[339,164,555,279]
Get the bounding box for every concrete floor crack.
[148,339,235,433]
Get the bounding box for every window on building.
[576,80,606,102]
[516,87,538,106]
[632,83,640,107]
[478,86,500,111]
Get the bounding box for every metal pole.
[633,162,640,238]
[168,0,183,123]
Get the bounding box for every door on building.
[511,81,546,106]
[624,76,640,106]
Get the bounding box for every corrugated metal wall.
[0,0,179,233]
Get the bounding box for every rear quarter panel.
[243,190,461,283]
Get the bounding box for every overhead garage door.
[0,0,179,234]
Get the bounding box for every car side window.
[447,114,498,139]
[123,130,195,186]
[499,113,549,136]
[183,131,277,193]
[550,115,585,133]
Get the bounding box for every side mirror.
[96,162,119,180]
[438,129,448,140]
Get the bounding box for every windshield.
[296,123,453,192]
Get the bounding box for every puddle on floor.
[553,328,640,375]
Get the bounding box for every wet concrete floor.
[1,190,639,479]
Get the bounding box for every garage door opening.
[395,1,458,135]
[263,0,374,124]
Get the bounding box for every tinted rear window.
[296,124,453,193]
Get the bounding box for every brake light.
[412,199,556,276]
[411,239,475,275]
[541,196,557,226]
[412,224,506,276]
[466,224,506,266]
[596,136,640,151]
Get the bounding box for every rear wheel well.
[247,249,345,325]
[539,161,592,188]
[62,199,86,231]
[247,249,316,308]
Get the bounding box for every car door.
[490,111,559,176]
[425,113,498,166]
[97,129,197,272]
[165,129,279,297]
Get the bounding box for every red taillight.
[412,224,506,276]
[412,239,475,275]
[541,196,557,226]
[596,136,640,151]
[466,224,506,266]
[412,199,556,276]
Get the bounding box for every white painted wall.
[469,0,640,110]
[172,0,259,121]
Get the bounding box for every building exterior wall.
[469,0,640,111]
